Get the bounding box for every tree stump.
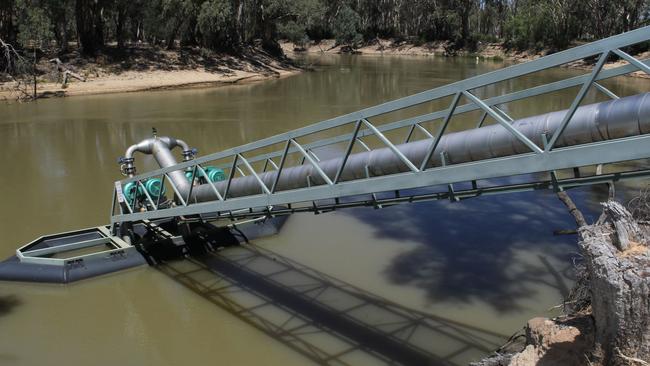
[578,201,650,365]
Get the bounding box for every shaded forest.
[1,0,649,60]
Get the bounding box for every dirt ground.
[0,44,300,101]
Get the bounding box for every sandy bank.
[0,68,297,101]
[0,46,300,101]
[281,39,650,79]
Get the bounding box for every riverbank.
[281,39,650,79]
[473,199,650,366]
[4,38,645,102]
[0,45,300,101]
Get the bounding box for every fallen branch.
[617,348,650,366]
[557,190,588,228]
[0,38,36,101]
[49,58,86,88]
[0,38,28,75]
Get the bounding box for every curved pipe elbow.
[125,139,155,159]
[124,145,139,160]
[174,138,190,152]
[122,136,192,194]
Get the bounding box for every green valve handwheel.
[122,182,143,202]
[185,166,226,182]
[206,167,226,182]
[144,178,166,198]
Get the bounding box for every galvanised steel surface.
[110,26,650,227]
[121,94,650,203]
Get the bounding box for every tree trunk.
[578,201,650,365]
[75,0,104,55]
[0,0,16,44]
[32,48,36,100]
[261,19,281,56]
[166,30,177,50]
[234,0,244,45]
[115,10,125,49]
[459,0,472,43]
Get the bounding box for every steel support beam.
[111,134,650,223]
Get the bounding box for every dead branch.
[0,38,35,101]
[557,190,588,228]
[628,185,650,221]
[0,38,28,76]
[616,348,650,366]
[49,58,86,88]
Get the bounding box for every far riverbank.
[281,39,650,79]
[3,38,646,103]
[0,45,300,102]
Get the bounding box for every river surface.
[0,54,648,366]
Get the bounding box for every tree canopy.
[0,0,648,56]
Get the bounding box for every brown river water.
[0,54,648,365]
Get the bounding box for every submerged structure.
[1,27,650,283]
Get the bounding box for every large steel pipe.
[123,136,192,192]
[131,93,650,203]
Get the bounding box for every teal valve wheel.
[206,167,226,182]
[144,178,166,198]
[185,166,226,182]
[123,182,143,202]
[185,170,195,181]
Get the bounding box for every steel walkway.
[110,26,650,228]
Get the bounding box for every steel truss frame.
[110,26,650,227]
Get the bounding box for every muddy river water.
[0,54,648,365]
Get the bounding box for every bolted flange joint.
[118,157,136,176]
[182,148,198,162]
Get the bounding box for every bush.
[197,0,234,51]
[332,5,362,47]
[279,21,310,48]
[16,2,53,50]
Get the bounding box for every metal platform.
[0,226,145,283]
[0,216,288,283]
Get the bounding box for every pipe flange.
[118,157,134,165]
[122,166,137,175]
[118,157,136,176]
[182,148,198,161]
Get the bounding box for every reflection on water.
[159,244,508,366]
[0,295,20,317]
[345,187,580,313]
[0,53,648,365]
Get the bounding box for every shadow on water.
[339,177,607,313]
[158,244,509,366]
[0,295,20,318]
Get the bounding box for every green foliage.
[503,0,583,51]
[332,5,361,46]
[503,11,534,50]
[278,21,310,47]
[2,0,650,58]
[276,0,325,47]
[142,0,199,49]
[16,0,53,49]
[197,0,233,50]
[41,0,74,52]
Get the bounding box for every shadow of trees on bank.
[340,179,607,313]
